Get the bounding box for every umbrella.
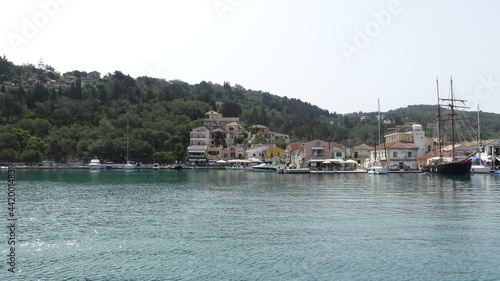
[216,159,226,163]
[323,160,331,164]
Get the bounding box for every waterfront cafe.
[309,159,342,171]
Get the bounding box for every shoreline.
[2,165,425,173]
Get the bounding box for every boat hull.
[471,165,491,174]
[225,166,245,170]
[88,164,101,170]
[249,168,278,172]
[123,164,136,170]
[423,161,472,176]
[367,166,388,174]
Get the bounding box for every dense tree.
[1,55,500,164]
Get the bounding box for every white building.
[384,123,426,157]
[368,142,420,171]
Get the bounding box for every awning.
[310,159,341,163]
[311,147,325,150]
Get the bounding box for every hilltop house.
[252,124,290,144]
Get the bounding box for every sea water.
[1,169,500,280]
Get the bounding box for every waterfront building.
[245,144,274,161]
[384,123,426,157]
[286,143,305,167]
[302,140,346,170]
[368,142,419,171]
[352,143,371,166]
[265,146,286,163]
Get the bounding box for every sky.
[2,0,500,114]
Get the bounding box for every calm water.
[2,169,500,280]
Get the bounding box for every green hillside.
[1,56,499,163]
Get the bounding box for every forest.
[1,56,500,164]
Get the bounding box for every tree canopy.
[1,56,499,163]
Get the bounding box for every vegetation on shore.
[1,56,499,164]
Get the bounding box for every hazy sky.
[2,0,500,114]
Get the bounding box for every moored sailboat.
[368,99,388,174]
[470,105,491,174]
[422,78,472,176]
[123,119,136,170]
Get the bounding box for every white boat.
[225,165,245,170]
[153,163,161,170]
[88,158,101,170]
[470,106,492,174]
[367,166,388,174]
[471,165,491,174]
[248,163,279,172]
[123,161,136,170]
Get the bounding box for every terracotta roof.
[287,143,303,152]
[353,143,371,150]
[371,142,419,150]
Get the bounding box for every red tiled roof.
[371,142,419,150]
[287,143,303,152]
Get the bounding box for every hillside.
[1,56,499,163]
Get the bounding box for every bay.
[2,169,500,280]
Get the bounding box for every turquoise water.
[2,169,500,280]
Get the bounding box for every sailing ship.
[368,99,388,174]
[422,78,472,176]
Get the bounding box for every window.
[393,151,397,158]
[336,152,342,157]
[313,150,324,157]
[408,151,412,158]
[354,151,358,158]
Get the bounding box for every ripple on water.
[9,170,500,280]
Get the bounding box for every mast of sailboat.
[436,78,442,159]
[440,77,470,162]
[377,99,382,163]
[126,118,129,163]
[450,78,456,160]
[477,104,481,144]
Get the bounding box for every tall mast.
[440,77,470,161]
[436,78,442,158]
[377,99,381,146]
[450,77,456,160]
[126,118,129,162]
[377,99,381,162]
[477,104,481,144]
